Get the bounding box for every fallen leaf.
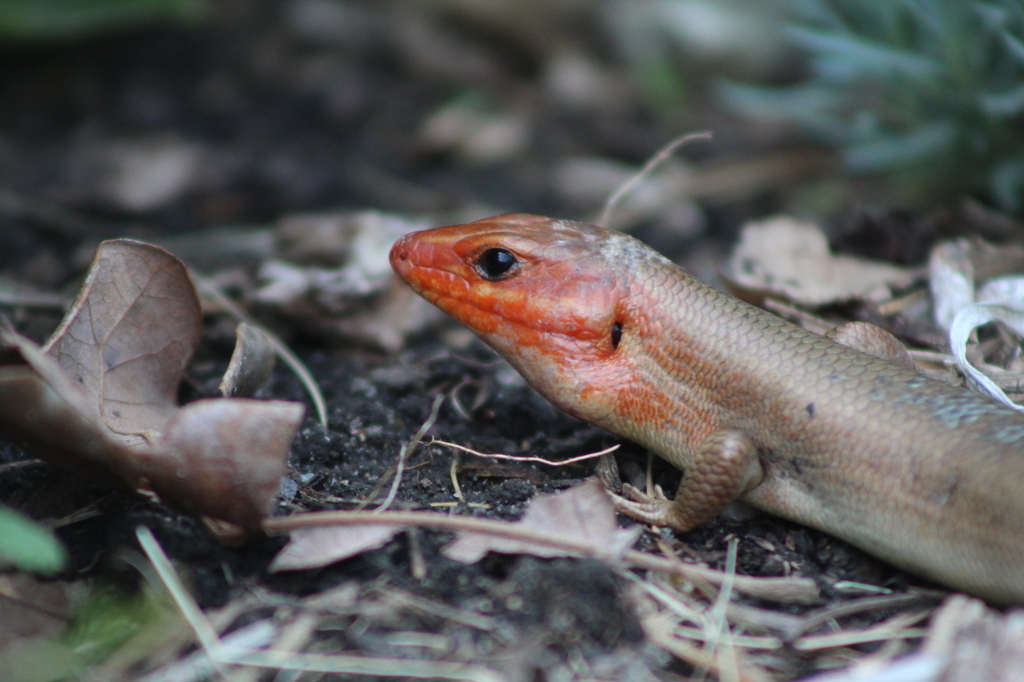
[443,480,641,563]
[269,525,401,572]
[43,239,203,438]
[949,304,1024,412]
[253,211,443,351]
[65,136,207,212]
[928,237,1024,409]
[929,239,975,330]
[153,398,303,524]
[725,216,916,305]
[978,277,1024,307]
[0,240,303,532]
[266,481,640,572]
[922,595,1024,680]
[418,99,528,164]
[218,323,276,398]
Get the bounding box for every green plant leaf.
[1003,32,1024,65]
[0,0,205,41]
[787,26,942,81]
[716,81,846,122]
[0,506,67,574]
[980,84,1024,116]
[990,158,1024,212]
[843,120,954,170]
[717,0,1024,213]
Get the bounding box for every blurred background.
[3,0,1021,279]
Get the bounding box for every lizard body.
[390,213,1024,603]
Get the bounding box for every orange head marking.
[390,213,658,426]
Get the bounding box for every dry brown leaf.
[725,216,916,306]
[0,240,303,532]
[44,239,203,437]
[267,481,640,572]
[443,479,641,563]
[253,211,443,351]
[269,525,401,572]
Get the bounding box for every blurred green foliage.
[0,580,179,681]
[66,581,167,665]
[0,0,203,41]
[719,0,1024,213]
[603,0,789,121]
[0,505,66,574]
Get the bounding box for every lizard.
[389,212,1024,604]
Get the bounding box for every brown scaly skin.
[390,213,1024,604]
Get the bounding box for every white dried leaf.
[977,276,1024,306]
[929,240,976,330]
[949,303,1024,412]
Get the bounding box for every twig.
[792,609,931,651]
[639,611,770,682]
[0,290,71,310]
[599,131,713,228]
[373,394,445,513]
[0,460,45,475]
[761,298,837,335]
[262,510,820,604]
[876,288,929,316]
[137,526,504,681]
[710,538,742,682]
[449,455,465,503]
[0,187,121,237]
[782,593,933,642]
[430,439,619,466]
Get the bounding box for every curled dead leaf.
[219,323,276,398]
[0,240,303,533]
[44,239,203,438]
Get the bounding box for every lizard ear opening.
[611,321,623,350]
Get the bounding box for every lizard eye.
[476,248,518,280]
[611,321,623,350]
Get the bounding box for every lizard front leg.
[613,430,764,532]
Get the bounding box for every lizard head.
[390,213,672,428]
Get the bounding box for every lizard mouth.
[390,235,506,331]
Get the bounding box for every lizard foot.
[610,430,764,533]
[621,481,669,503]
[612,484,698,532]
